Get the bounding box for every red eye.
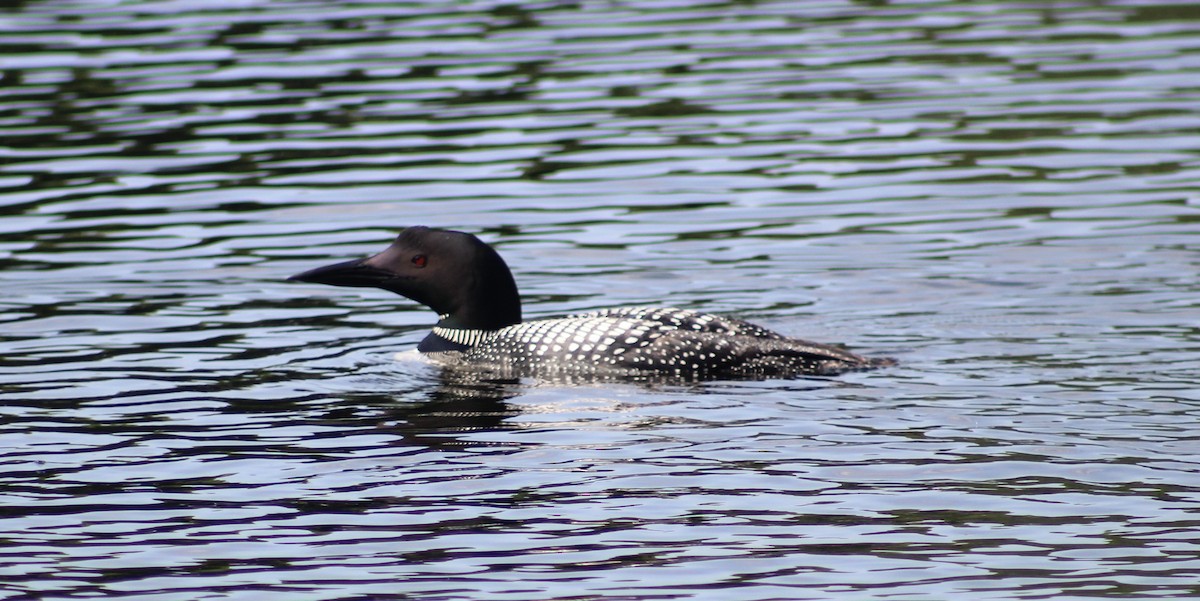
[411,254,427,268]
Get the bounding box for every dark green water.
[2,1,1199,599]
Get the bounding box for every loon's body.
[290,226,892,378]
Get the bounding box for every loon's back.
[289,227,893,379]
[433,306,883,377]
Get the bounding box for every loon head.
[289,226,522,331]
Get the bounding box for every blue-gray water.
[2,1,1199,599]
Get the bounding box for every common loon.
[289,226,893,378]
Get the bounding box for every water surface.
[2,0,1200,599]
